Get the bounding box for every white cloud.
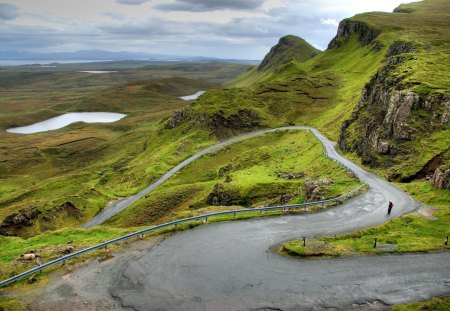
[320,18,339,27]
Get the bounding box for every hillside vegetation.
[0,64,244,237]
[195,0,450,184]
[0,0,448,251]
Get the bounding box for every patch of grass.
[280,239,352,258]
[0,297,27,311]
[393,297,450,311]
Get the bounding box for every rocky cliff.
[339,40,450,185]
[328,19,380,49]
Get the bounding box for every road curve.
[84,126,322,227]
[35,127,450,310]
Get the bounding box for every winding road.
[32,127,450,310]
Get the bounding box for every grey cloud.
[0,0,344,59]
[0,3,19,20]
[155,0,265,12]
[116,0,149,5]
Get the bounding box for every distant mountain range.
[0,50,259,64]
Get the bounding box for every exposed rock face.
[209,109,261,138]
[279,194,292,205]
[0,207,41,236]
[165,107,261,139]
[206,183,240,206]
[328,19,380,49]
[339,41,450,181]
[432,167,450,189]
[218,164,232,177]
[0,201,81,237]
[276,171,305,180]
[386,41,416,57]
[304,179,332,202]
[165,108,194,129]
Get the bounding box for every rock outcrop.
[304,178,332,202]
[206,183,240,206]
[0,207,41,236]
[431,166,450,189]
[385,40,416,57]
[328,19,380,49]
[0,201,81,237]
[339,40,450,182]
[165,106,261,139]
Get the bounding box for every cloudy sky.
[1,0,405,59]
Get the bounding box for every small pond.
[78,71,118,74]
[179,91,205,100]
[7,112,126,134]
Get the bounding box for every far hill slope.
[232,35,320,87]
[257,35,321,72]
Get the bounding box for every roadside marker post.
[303,237,306,247]
[373,238,377,248]
[445,236,448,246]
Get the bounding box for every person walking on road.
[387,201,393,215]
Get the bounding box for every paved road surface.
[30,127,449,310]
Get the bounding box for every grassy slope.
[227,33,390,140]
[0,130,360,283]
[107,130,360,227]
[0,66,246,237]
[257,35,321,72]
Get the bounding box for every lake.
[6,112,126,134]
[78,71,118,74]
[180,91,205,100]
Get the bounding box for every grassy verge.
[0,297,27,311]
[392,297,450,311]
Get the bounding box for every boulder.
[431,167,450,189]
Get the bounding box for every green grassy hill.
[0,0,448,241]
[185,0,450,183]
[232,35,321,87]
[0,73,223,237]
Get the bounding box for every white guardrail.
[0,183,366,287]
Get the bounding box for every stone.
[377,141,390,154]
[431,167,450,189]
[28,274,38,284]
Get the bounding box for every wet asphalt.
[33,127,450,310]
